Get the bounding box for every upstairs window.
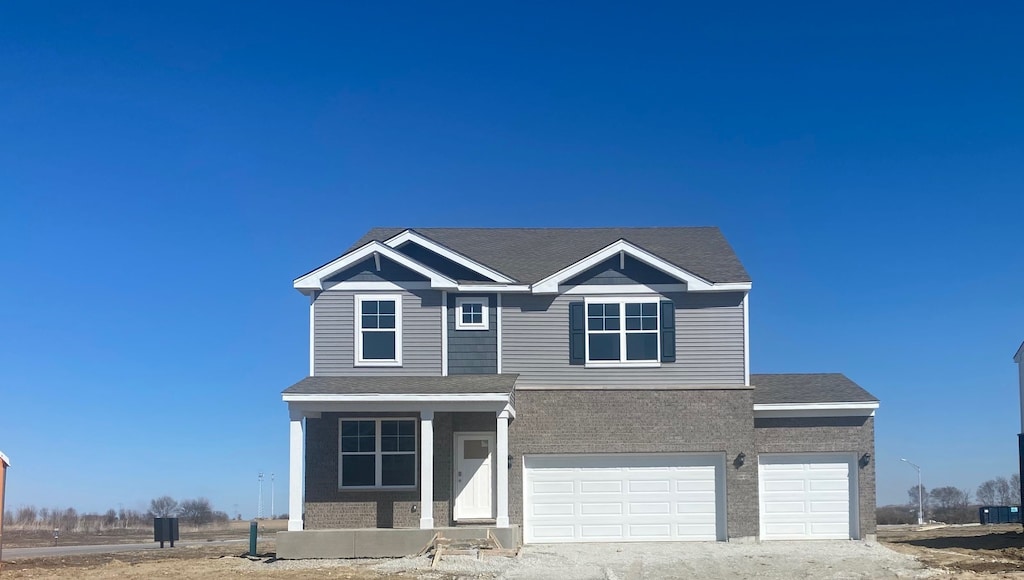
[585,298,660,365]
[455,297,489,330]
[355,294,402,366]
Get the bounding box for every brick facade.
[508,389,759,539]
[754,415,876,538]
[302,396,875,541]
[304,411,495,530]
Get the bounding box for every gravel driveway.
[371,541,938,579]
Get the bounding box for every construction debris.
[420,531,519,564]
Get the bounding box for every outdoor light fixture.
[734,452,746,468]
[859,453,871,467]
[508,454,513,470]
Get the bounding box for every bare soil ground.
[880,523,1024,578]
[7,523,1024,579]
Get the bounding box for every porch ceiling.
[283,374,519,396]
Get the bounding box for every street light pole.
[901,458,923,525]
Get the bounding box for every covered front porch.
[283,375,518,536]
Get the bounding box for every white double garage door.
[523,453,857,544]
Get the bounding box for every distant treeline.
[4,496,232,532]
[878,473,1021,525]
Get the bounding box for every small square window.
[455,297,489,330]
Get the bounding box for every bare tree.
[977,480,998,505]
[15,505,38,525]
[178,498,214,528]
[929,486,972,523]
[994,477,1013,505]
[1011,473,1021,504]
[148,496,179,518]
[907,484,929,517]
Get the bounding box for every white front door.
[454,433,495,520]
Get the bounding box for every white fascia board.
[753,401,879,418]
[282,393,513,403]
[0,450,8,466]
[560,284,688,295]
[457,284,532,292]
[531,239,752,294]
[293,241,458,291]
[384,230,517,283]
[1014,341,1024,363]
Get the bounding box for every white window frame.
[455,297,489,331]
[338,417,418,490]
[355,294,403,367]
[583,296,661,368]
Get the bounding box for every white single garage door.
[523,454,726,544]
[759,453,858,540]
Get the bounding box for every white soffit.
[383,230,518,284]
[531,239,751,294]
[293,241,458,291]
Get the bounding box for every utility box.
[979,506,1021,525]
[153,517,180,548]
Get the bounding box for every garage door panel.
[524,454,725,544]
[580,502,622,515]
[759,454,856,540]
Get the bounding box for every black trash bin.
[153,517,180,548]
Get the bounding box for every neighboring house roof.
[1014,341,1024,363]
[344,227,751,284]
[751,373,878,405]
[283,374,519,395]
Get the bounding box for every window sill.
[338,485,417,491]
[584,361,662,369]
[354,360,403,367]
[455,324,489,331]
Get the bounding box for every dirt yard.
[5,523,1024,579]
[879,523,1024,578]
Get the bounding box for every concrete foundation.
[277,525,522,559]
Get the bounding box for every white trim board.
[293,241,458,291]
[384,230,517,283]
[283,393,513,403]
[531,239,752,294]
[0,451,9,466]
[753,401,879,419]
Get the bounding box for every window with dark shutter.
[569,301,585,365]
[660,300,675,362]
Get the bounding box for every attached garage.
[523,453,726,543]
[758,453,859,540]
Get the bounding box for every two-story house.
[278,227,879,558]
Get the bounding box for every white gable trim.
[753,401,879,419]
[384,230,517,283]
[293,241,458,291]
[531,239,752,294]
[0,450,8,466]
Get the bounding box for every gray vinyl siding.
[563,255,680,286]
[502,292,746,387]
[447,294,497,375]
[313,289,442,376]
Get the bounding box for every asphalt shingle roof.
[343,227,750,284]
[283,374,519,395]
[751,373,878,405]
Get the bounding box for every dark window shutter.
[569,301,585,365]
[660,300,675,363]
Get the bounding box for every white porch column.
[288,409,305,531]
[496,409,510,528]
[420,410,435,529]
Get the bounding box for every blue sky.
[1,2,1022,518]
